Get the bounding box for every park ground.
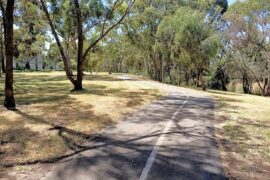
[0,72,269,179]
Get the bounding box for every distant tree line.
[86,0,270,96]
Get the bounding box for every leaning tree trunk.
[4,0,15,109]
[40,0,76,89]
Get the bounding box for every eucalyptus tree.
[15,0,46,70]
[123,0,227,82]
[223,0,270,95]
[40,0,135,91]
[123,0,186,81]
[0,0,16,109]
[157,7,221,89]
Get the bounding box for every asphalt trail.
[41,88,225,180]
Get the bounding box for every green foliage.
[3,0,269,96]
[222,0,270,95]
[156,7,221,87]
[15,0,46,60]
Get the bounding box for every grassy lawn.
[1,72,269,179]
[0,72,164,173]
[205,90,270,179]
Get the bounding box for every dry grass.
[205,90,270,179]
[0,72,164,173]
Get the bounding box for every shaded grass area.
[0,72,163,175]
[205,90,270,179]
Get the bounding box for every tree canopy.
[1,0,270,109]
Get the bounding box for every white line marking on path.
[139,93,190,180]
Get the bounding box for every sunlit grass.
[0,72,164,169]
[205,90,270,179]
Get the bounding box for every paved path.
[42,87,225,180]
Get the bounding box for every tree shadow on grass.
[9,72,159,106]
[0,106,114,166]
[84,74,139,82]
[0,94,228,180]
[14,73,139,83]
[0,77,161,175]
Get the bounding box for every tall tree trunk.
[3,0,15,109]
[73,0,84,90]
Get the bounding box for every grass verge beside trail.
[0,72,164,174]
[205,90,270,179]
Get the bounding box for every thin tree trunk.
[3,0,15,109]
[40,0,76,88]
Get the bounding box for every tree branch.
[39,0,75,84]
[83,0,136,60]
